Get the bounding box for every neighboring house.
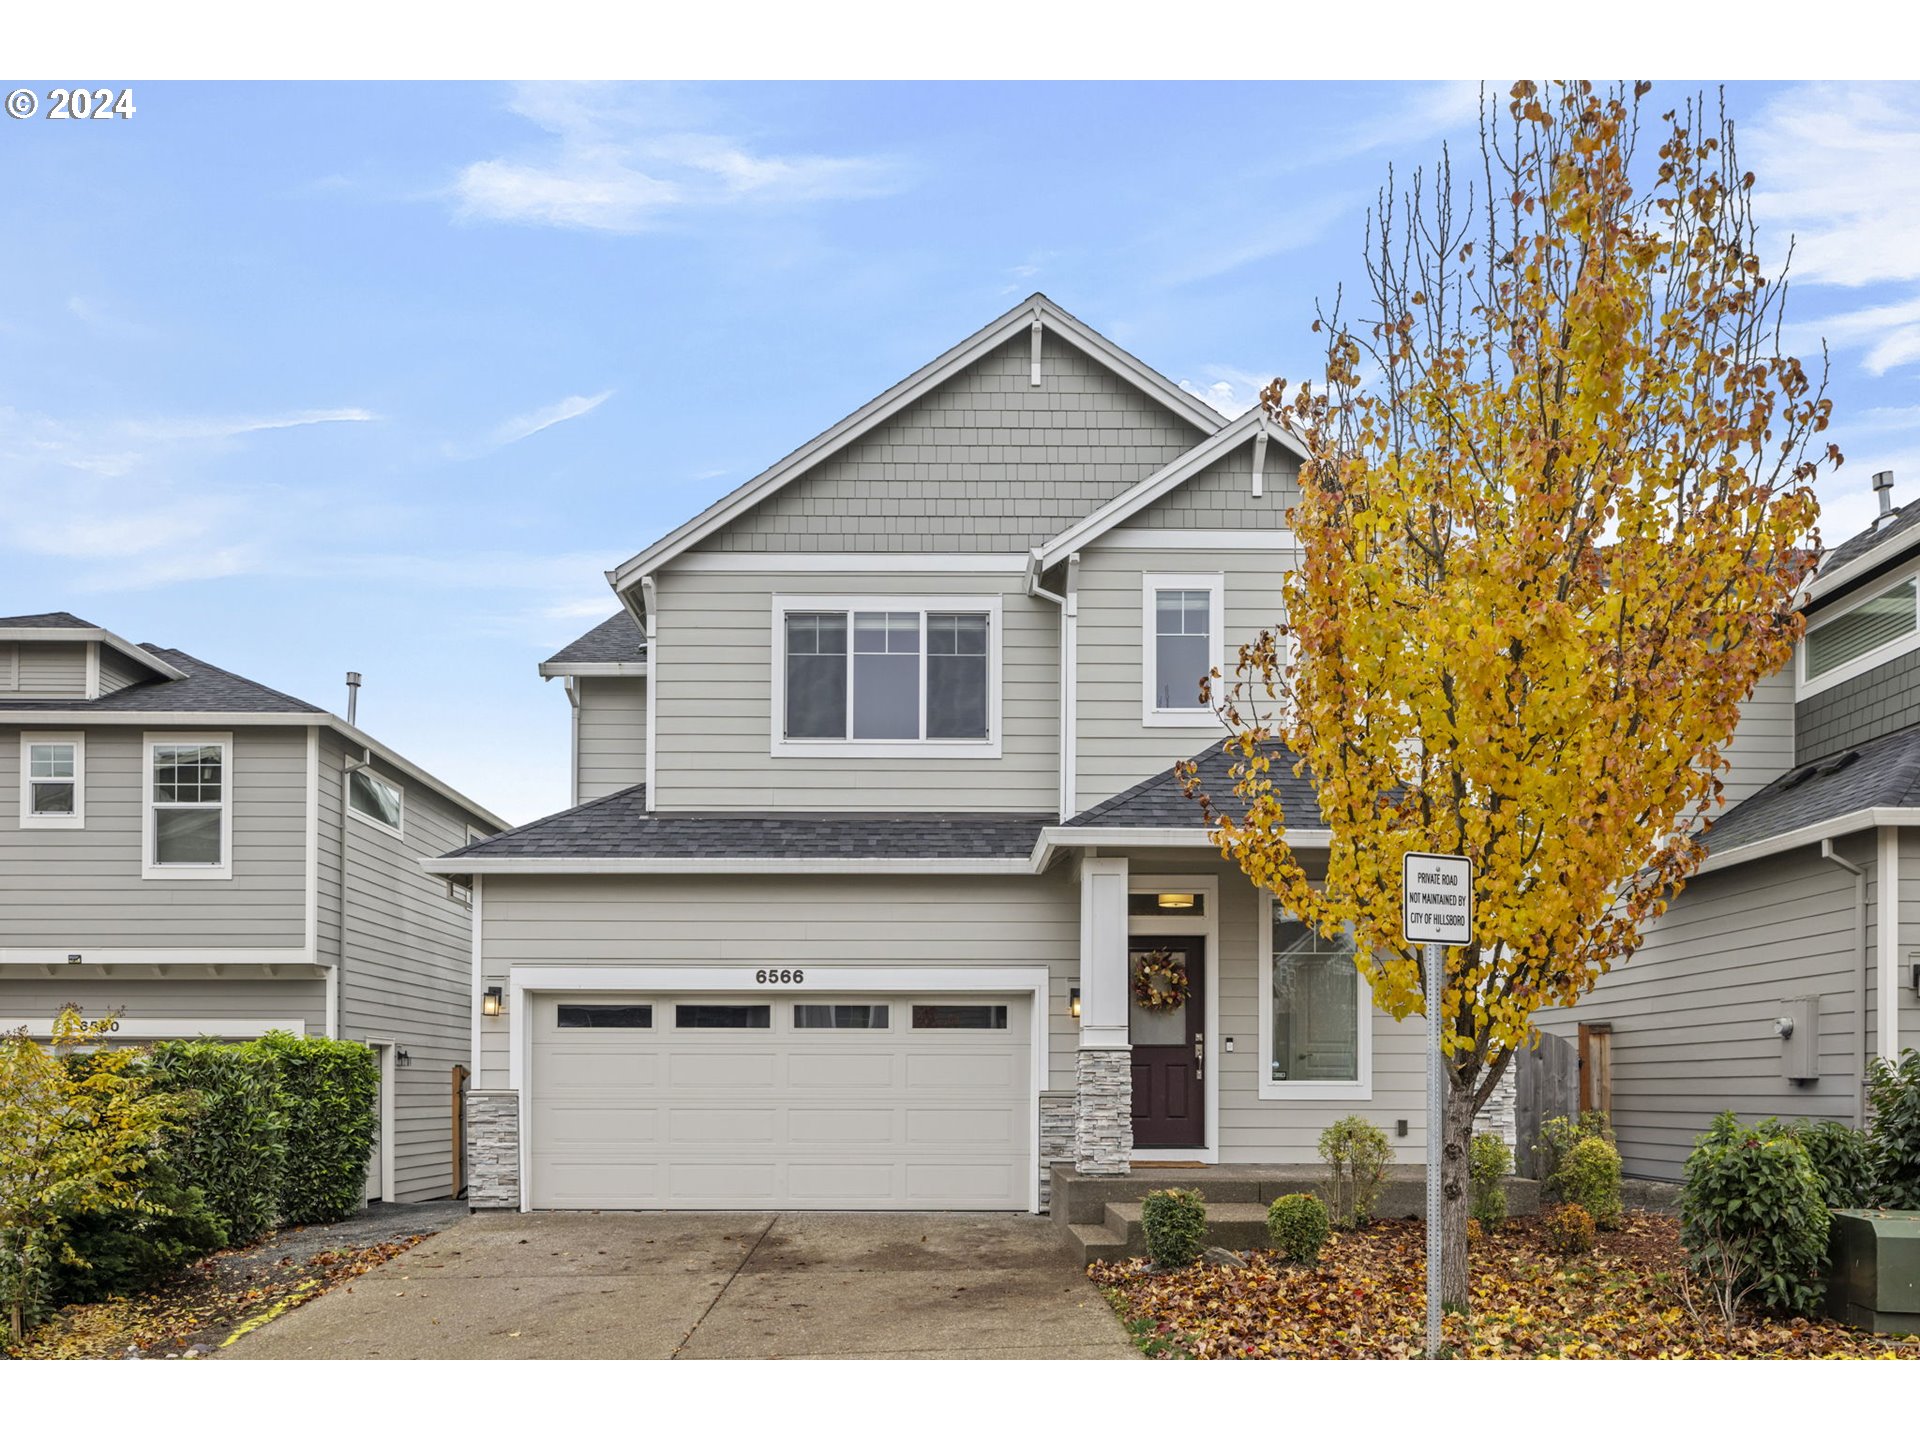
[433,294,1506,1216]
[0,612,505,1203]
[1538,474,1920,1180]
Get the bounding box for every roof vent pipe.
[1874,470,1895,527]
[345,671,361,727]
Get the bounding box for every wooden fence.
[1513,1029,1580,1178]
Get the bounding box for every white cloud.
[124,408,376,443]
[489,390,613,448]
[1179,366,1278,418]
[450,83,904,233]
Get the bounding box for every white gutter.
[1692,807,1920,875]
[421,854,1036,877]
[1806,519,1920,604]
[1030,824,1334,872]
[538,661,648,678]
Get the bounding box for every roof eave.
[1808,521,1920,604]
[537,661,649,679]
[0,626,187,682]
[421,854,1036,877]
[1695,806,1920,874]
[1030,823,1333,872]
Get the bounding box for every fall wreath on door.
[1132,948,1190,1012]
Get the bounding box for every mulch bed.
[1091,1210,1920,1359]
[6,1234,425,1360]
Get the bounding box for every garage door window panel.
[675,1004,772,1030]
[557,1004,653,1029]
[794,1004,891,1030]
[911,1004,1009,1030]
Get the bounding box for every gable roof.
[426,784,1049,874]
[606,294,1225,595]
[0,612,187,682]
[539,613,648,677]
[1031,407,1307,572]
[1807,500,1920,608]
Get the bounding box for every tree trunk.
[1438,1073,1475,1315]
[10,1296,21,1345]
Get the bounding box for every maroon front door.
[1129,936,1205,1149]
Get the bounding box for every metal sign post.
[1402,850,1473,1361]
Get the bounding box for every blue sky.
[3,80,1917,823]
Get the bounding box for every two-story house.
[433,295,1472,1216]
[0,612,505,1203]
[1537,474,1920,1179]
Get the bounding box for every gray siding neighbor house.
[431,295,1509,1215]
[1538,481,1920,1180]
[0,613,505,1203]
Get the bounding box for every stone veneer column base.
[466,1090,521,1209]
[1039,1091,1076,1208]
[1073,1048,1133,1176]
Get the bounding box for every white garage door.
[529,993,1031,1210]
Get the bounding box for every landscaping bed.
[4,1208,455,1360]
[1091,1209,1920,1359]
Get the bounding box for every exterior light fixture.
[1157,893,1196,910]
[1069,987,1081,1019]
[395,1047,413,1068]
[482,986,503,1017]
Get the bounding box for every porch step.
[1106,1201,1273,1251]
[1067,1222,1132,1264]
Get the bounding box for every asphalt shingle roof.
[1066,740,1325,830]
[1703,722,1920,855]
[545,613,648,666]
[1818,502,1920,581]
[444,784,1051,862]
[0,646,324,715]
[0,611,96,629]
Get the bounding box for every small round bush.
[1140,1188,1208,1269]
[1470,1132,1513,1228]
[1317,1115,1393,1228]
[1266,1193,1331,1264]
[1681,1112,1830,1318]
[1558,1135,1623,1229]
[1545,1202,1596,1256]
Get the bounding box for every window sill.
[140,864,234,882]
[20,814,84,830]
[348,807,404,840]
[1258,1079,1372,1102]
[769,738,1004,760]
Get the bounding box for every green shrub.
[1140,1188,1207,1269]
[147,1039,288,1244]
[1681,1112,1829,1330]
[1470,1133,1512,1228]
[1533,1111,1613,1194]
[1318,1115,1392,1228]
[1868,1049,1920,1210]
[1265,1193,1331,1264]
[1791,1119,1878,1209]
[247,1033,379,1225]
[1557,1135,1623,1229]
[53,1156,226,1304]
[1544,1202,1596,1256]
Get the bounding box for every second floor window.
[21,733,83,828]
[1143,574,1223,724]
[145,735,231,878]
[780,602,994,746]
[348,768,404,834]
[1804,576,1919,685]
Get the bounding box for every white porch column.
[1075,856,1132,1175]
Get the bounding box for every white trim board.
[537,661,648,678]
[1031,825,1334,872]
[608,294,1222,593]
[671,552,1029,574]
[1693,807,1920,875]
[505,963,1053,1215]
[0,947,320,966]
[423,854,1035,876]
[0,1016,306,1039]
[1091,529,1300,551]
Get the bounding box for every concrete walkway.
[227,1211,1137,1360]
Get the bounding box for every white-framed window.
[1800,569,1920,697]
[1258,894,1372,1100]
[770,594,1003,758]
[141,732,233,880]
[20,731,84,829]
[1141,573,1225,726]
[346,766,404,836]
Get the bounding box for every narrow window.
[1154,587,1214,710]
[926,612,989,739]
[348,768,404,833]
[27,741,78,816]
[1806,578,1918,681]
[784,612,848,738]
[151,741,226,868]
[852,611,920,739]
[1270,918,1360,1084]
[794,1003,890,1030]
[557,1004,652,1029]
[675,1003,771,1029]
[911,1003,1008,1030]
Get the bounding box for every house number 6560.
[755,968,803,985]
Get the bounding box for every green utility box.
[1827,1210,1920,1336]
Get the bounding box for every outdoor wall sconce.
[395,1048,412,1067]
[1069,987,1081,1019]
[1156,892,1196,910]
[482,986,503,1017]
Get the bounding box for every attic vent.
[1817,750,1861,777]
[1779,764,1818,791]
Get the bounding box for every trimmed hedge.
[252,1033,380,1225]
[54,1156,226,1304]
[1140,1188,1208,1269]
[1266,1193,1331,1264]
[147,1039,289,1245]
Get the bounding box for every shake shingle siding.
[694,335,1210,554]
[1117,444,1301,532]
[1797,649,1920,765]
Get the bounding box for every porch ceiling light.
[482,986,503,1017]
[1156,892,1197,910]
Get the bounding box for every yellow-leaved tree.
[1183,82,1838,1311]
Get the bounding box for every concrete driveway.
[227,1211,1137,1360]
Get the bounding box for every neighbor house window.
[1805,577,1919,685]
[774,596,1000,754]
[143,734,232,879]
[347,767,404,834]
[1260,900,1369,1099]
[20,733,84,829]
[1142,574,1223,725]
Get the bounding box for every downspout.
[1822,838,1870,1126]
[1028,550,1078,821]
[336,744,374,1043]
[1879,826,1901,1066]
[564,676,580,809]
